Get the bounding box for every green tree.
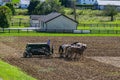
[34,0,64,15]
[103,5,118,21]
[59,0,71,7]
[34,2,51,15]
[6,2,15,15]
[46,0,63,12]
[0,6,12,28]
[72,0,77,20]
[28,0,40,15]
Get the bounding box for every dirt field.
[0,37,120,80]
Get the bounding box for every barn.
[96,0,120,10]
[19,0,30,9]
[30,12,78,32]
[0,0,11,6]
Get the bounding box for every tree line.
[28,0,64,15]
[0,0,119,28]
[0,3,15,28]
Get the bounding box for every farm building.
[0,0,11,6]
[76,0,120,10]
[19,0,45,9]
[19,0,30,9]
[76,0,96,5]
[30,12,78,32]
[96,0,120,10]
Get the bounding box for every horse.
[65,43,87,60]
[58,42,86,58]
[58,44,71,58]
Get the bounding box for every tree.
[6,2,15,15]
[72,0,77,21]
[34,2,51,15]
[33,0,64,15]
[59,0,72,7]
[0,6,12,28]
[46,0,63,12]
[28,0,40,15]
[103,5,118,21]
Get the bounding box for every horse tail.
[59,45,64,58]
[59,45,63,53]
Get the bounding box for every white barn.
[97,0,120,10]
[30,12,78,32]
[76,0,120,10]
[19,0,30,9]
[0,0,11,6]
[77,0,97,5]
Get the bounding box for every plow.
[23,41,87,60]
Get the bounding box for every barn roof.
[97,0,120,6]
[30,12,78,23]
[20,0,30,5]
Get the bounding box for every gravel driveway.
[89,57,120,68]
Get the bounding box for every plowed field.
[0,37,120,80]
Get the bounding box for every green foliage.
[16,9,28,15]
[59,0,72,7]
[28,0,64,15]
[34,2,51,15]
[12,0,20,3]
[103,5,118,21]
[0,60,36,80]
[46,0,62,12]
[0,6,12,28]
[0,13,9,28]
[0,32,120,36]
[6,3,16,15]
[28,0,40,15]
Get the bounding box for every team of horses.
[58,42,87,60]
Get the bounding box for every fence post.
[19,18,22,27]
[116,24,118,27]
[9,29,10,33]
[18,29,20,33]
[116,30,118,34]
[12,22,13,26]
[2,28,4,33]
[27,29,28,33]
[107,30,109,34]
[84,24,85,28]
[104,24,105,27]
[97,24,98,27]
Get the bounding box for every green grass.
[15,9,28,15]
[12,0,20,3]
[12,15,29,19]
[64,8,120,24]
[10,26,27,28]
[0,60,36,80]
[77,26,120,30]
[0,32,120,36]
[11,15,30,28]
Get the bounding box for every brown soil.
[0,37,120,80]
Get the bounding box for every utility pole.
[72,0,77,21]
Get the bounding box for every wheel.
[23,52,27,58]
[27,53,32,58]
[24,52,32,58]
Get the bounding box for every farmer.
[47,39,50,46]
